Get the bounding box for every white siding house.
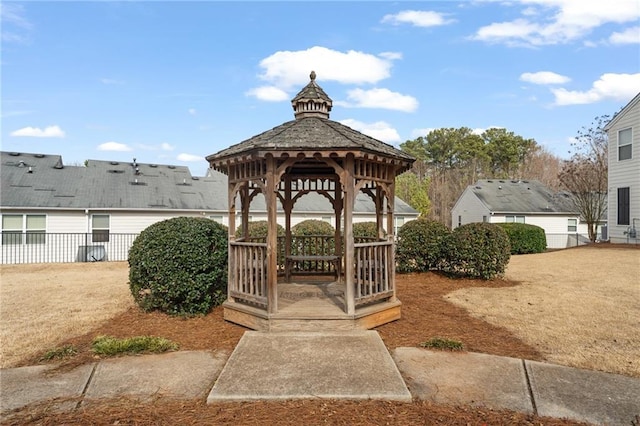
[1,152,418,264]
[604,92,640,244]
[451,179,589,249]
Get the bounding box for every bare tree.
[558,115,609,242]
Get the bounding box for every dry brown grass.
[446,246,640,378]
[0,262,134,368]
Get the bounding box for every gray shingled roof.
[1,151,418,215]
[291,71,333,107]
[206,117,415,164]
[469,179,577,214]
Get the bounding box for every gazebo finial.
[310,70,316,81]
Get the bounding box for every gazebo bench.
[285,255,341,282]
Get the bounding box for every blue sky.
[2,1,639,176]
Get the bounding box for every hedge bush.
[128,217,228,316]
[236,220,285,239]
[292,219,335,236]
[353,221,383,240]
[440,222,511,279]
[396,219,450,273]
[496,223,547,254]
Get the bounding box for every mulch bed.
[10,272,588,425]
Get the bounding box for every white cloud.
[381,10,456,27]
[11,125,65,138]
[245,85,290,102]
[520,71,571,85]
[98,141,132,152]
[161,143,174,151]
[609,26,640,44]
[379,51,403,61]
[339,119,401,143]
[472,126,504,135]
[255,46,397,90]
[410,128,435,139]
[188,108,197,116]
[472,0,640,46]
[177,153,204,162]
[551,73,640,105]
[1,3,32,44]
[338,88,419,112]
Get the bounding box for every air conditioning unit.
[77,245,106,262]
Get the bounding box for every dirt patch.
[4,398,590,426]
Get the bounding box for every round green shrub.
[395,219,450,273]
[440,222,511,279]
[496,223,547,254]
[236,220,285,239]
[291,219,335,257]
[353,221,384,240]
[292,219,335,236]
[128,217,228,316]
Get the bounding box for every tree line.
[396,127,563,227]
[396,118,608,242]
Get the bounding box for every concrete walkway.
[1,331,638,425]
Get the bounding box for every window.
[2,214,46,245]
[505,215,525,223]
[482,215,488,223]
[618,187,630,225]
[567,218,577,232]
[618,128,632,161]
[26,215,46,244]
[394,216,405,235]
[210,215,224,224]
[457,215,462,227]
[2,215,23,245]
[92,214,110,242]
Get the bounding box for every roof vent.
[34,154,45,158]
[9,152,20,156]
[168,165,176,169]
[150,164,157,168]
[18,160,26,168]
[192,176,199,180]
[108,169,124,174]
[110,161,119,165]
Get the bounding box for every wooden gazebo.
[206,71,414,331]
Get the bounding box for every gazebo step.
[222,299,401,331]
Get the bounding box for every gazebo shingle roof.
[206,117,415,164]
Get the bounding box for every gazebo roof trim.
[206,117,415,165]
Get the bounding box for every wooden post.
[265,155,278,314]
[227,168,237,302]
[387,176,397,302]
[333,177,342,279]
[343,154,355,315]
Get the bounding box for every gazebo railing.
[229,240,268,307]
[354,240,394,306]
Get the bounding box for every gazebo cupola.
[291,71,333,119]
